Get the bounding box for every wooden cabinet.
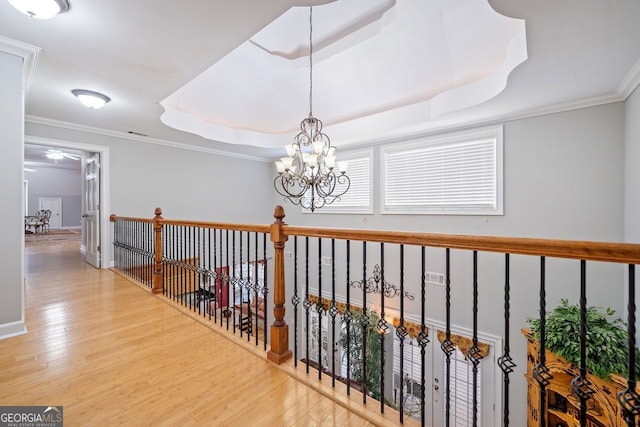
[523,329,636,427]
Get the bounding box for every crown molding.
[26,87,629,165]
[617,56,640,100]
[25,115,272,163]
[0,35,40,94]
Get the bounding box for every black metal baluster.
[161,224,166,296]
[122,220,126,276]
[232,230,237,333]
[361,241,368,404]
[197,227,202,315]
[225,229,230,330]
[173,225,178,299]
[468,251,484,427]
[168,225,173,299]
[132,220,136,280]
[292,236,299,367]
[245,231,251,340]
[533,256,552,427]
[216,228,222,326]
[125,220,129,278]
[262,233,268,351]
[305,236,310,374]
[379,243,388,414]
[190,226,195,311]
[440,248,454,427]
[180,225,185,303]
[239,230,245,338]
[497,254,515,427]
[330,238,338,388]
[618,264,639,426]
[571,260,594,426]
[254,231,259,345]
[318,238,323,380]
[397,244,406,424]
[130,220,133,279]
[210,228,215,322]
[418,246,430,427]
[345,240,352,396]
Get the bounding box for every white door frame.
[25,135,111,268]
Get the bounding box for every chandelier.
[274,6,350,213]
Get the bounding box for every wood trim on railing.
[282,226,640,264]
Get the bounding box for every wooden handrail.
[109,214,153,224]
[110,215,271,233]
[283,225,640,264]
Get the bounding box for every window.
[381,126,503,215]
[309,310,330,369]
[307,148,373,214]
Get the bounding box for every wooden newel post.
[267,205,292,364]
[152,207,164,295]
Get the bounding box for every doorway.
[24,137,111,269]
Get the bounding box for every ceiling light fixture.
[71,89,111,109]
[46,151,64,160]
[274,6,350,212]
[8,0,70,19]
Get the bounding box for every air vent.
[127,130,148,137]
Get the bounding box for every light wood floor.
[0,241,377,426]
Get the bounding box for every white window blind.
[308,149,373,214]
[450,347,482,427]
[382,126,503,215]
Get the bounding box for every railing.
[111,206,640,427]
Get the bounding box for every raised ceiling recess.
[160,0,527,148]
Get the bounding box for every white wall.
[26,166,82,227]
[0,50,26,338]
[626,86,640,243]
[25,122,275,224]
[624,86,640,351]
[281,103,625,241]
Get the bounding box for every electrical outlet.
[284,251,293,260]
[321,256,332,266]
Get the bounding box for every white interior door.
[83,153,100,268]
[39,197,62,229]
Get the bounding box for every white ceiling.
[3,0,640,161]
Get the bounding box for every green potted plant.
[527,298,640,380]
[339,309,383,400]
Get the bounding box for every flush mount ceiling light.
[71,89,111,109]
[8,0,70,19]
[46,151,64,160]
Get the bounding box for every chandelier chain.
[309,6,313,118]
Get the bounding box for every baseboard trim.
[0,321,27,340]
